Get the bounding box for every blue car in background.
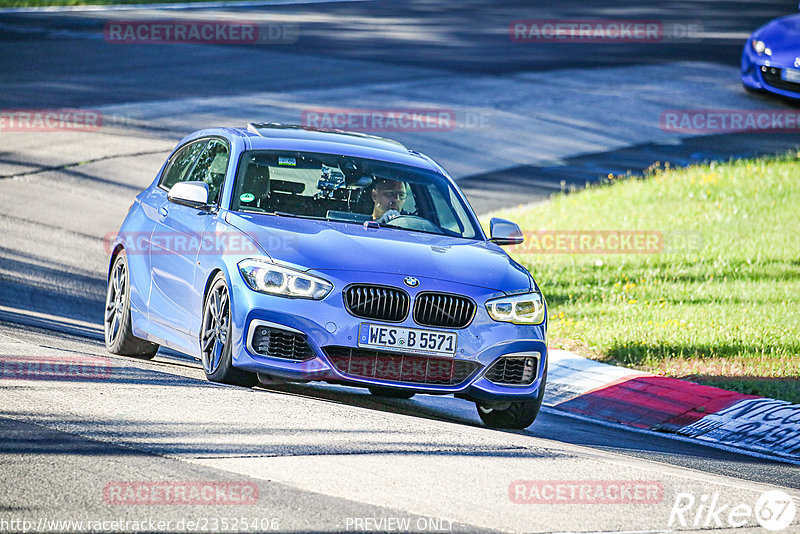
[105,123,548,429]
[742,5,800,100]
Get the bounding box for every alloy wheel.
[201,283,230,374]
[104,259,126,346]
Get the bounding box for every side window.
[447,187,474,238]
[160,140,207,191]
[186,140,229,204]
[428,185,473,238]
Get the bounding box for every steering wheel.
[383,214,442,234]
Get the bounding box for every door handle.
[158,206,168,218]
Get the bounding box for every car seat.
[239,162,271,210]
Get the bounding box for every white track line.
[0,0,372,14]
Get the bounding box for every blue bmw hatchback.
[105,123,548,428]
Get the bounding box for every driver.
[371,178,407,223]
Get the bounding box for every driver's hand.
[377,210,401,224]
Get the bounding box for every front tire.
[200,273,257,387]
[104,251,159,359]
[476,368,547,429]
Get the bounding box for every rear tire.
[476,367,547,429]
[104,251,159,359]
[200,273,257,387]
[368,386,415,399]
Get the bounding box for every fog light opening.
[521,357,537,383]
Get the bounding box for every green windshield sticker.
[239,193,255,203]
[278,157,296,166]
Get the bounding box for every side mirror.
[168,181,210,209]
[489,217,524,245]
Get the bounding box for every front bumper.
[742,43,800,100]
[228,270,548,402]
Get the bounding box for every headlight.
[238,258,332,299]
[486,291,545,325]
[751,39,771,56]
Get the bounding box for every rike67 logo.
[669,490,796,531]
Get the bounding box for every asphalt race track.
[1,1,800,532]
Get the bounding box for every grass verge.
[487,152,800,403]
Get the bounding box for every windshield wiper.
[265,211,324,220]
[325,217,366,225]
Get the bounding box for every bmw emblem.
[403,276,419,288]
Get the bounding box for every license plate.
[358,323,457,356]
[781,68,800,83]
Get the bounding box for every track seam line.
[0,150,167,180]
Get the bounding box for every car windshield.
[230,150,482,239]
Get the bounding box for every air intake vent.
[413,292,475,329]
[250,325,315,361]
[484,355,539,386]
[344,285,409,322]
[761,67,800,93]
[323,346,480,386]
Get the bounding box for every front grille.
[761,67,800,93]
[323,346,480,386]
[484,356,538,386]
[344,285,409,322]
[251,326,315,361]
[413,292,475,328]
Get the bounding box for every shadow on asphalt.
[461,131,800,213]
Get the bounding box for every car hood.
[755,14,800,64]
[225,212,532,292]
